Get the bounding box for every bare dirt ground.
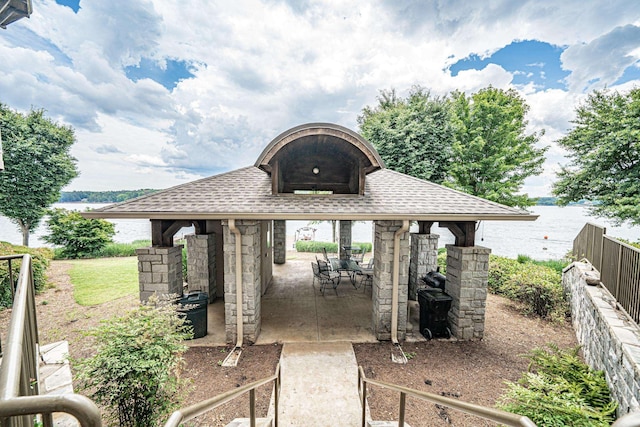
[0,260,578,426]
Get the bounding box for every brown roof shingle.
[84,166,536,221]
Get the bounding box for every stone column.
[445,245,491,340]
[339,220,352,259]
[409,233,439,300]
[273,220,286,264]
[136,246,183,302]
[372,221,410,341]
[222,220,262,344]
[186,234,216,303]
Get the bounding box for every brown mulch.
[0,260,578,426]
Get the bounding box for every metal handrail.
[357,366,537,427]
[164,363,281,427]
[0,254,102,427]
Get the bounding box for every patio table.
[330,258,361,286]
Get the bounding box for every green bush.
[0,242,52,308]
[517,254,570,275]
[44,208,116,259]
[295,240,372,254]
[437,247,447,274]
[92,240,152,258]
[498,345,617,426]
[73,297,193,427]
[489,255,568,321]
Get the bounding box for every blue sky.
[2,0,640,196]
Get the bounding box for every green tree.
[447,87,547,208]
[358,86,454,183]
[0,104,78,246]
[43,208,115,258]
[553,88,640,225]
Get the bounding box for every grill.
[417,270,452,339]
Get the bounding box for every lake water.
[1,204,639,260]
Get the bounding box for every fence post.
[615,243,623,300]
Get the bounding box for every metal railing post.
[249,389,255,427]
[398,392,406,427]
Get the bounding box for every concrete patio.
[188,250,426,347]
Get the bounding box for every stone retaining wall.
[563,261,640,416]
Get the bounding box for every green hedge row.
[0,242,52,308]
[295,240,372,254]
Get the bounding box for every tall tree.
[358,87,454,184]
[553,88,640,225]
[0,104,78,246]
[447,87,547,208]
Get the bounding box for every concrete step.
[225,417,272,427]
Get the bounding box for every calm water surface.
[1,204,639,260]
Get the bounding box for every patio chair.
[322,247,331,262]
[311,262,321,287]
[351,248,365,264]
[316,259,340,295]
[358,259,374,294]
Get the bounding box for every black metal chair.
[351,248,365,265]
[316,259,341,295]
[358,259,374,294]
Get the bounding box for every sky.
[1,1,640,196]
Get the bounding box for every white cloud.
[561,25,640,91]
[2,0,640,194]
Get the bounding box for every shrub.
[73,297,193,427]
[498,345,617,426]
[489,255,568,321]
[437,247,447,274]
[44,208,116,259]
[517,254,570,275]
[0,242,52,308]
[295,240,372,254]
[92,240,152,258]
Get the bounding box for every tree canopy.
[358,86,546,208]
[553,88,640,225]
[0,104,78,246]
[446,87,546,208]
[357,87,453,184]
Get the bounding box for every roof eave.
[82,211,538,222]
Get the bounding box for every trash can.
[178,292,208,339]
[417,288,452,340]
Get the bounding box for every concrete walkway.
[39,341,79,427]
[277,341,363,427]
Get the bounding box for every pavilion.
[85,122,537,345]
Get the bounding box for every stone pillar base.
[372,221,410,341]
[136,246,184,302]
[445,245,491,340]
[409,233,439,300]
[273,220,286,264]
[186,234,216,303]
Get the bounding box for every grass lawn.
[67,257,138,305]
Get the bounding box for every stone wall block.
[564,261,640,416]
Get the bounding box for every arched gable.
[254,123,385,195]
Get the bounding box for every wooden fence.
[573,223,640,325]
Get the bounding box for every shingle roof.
[84,166,537,222]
